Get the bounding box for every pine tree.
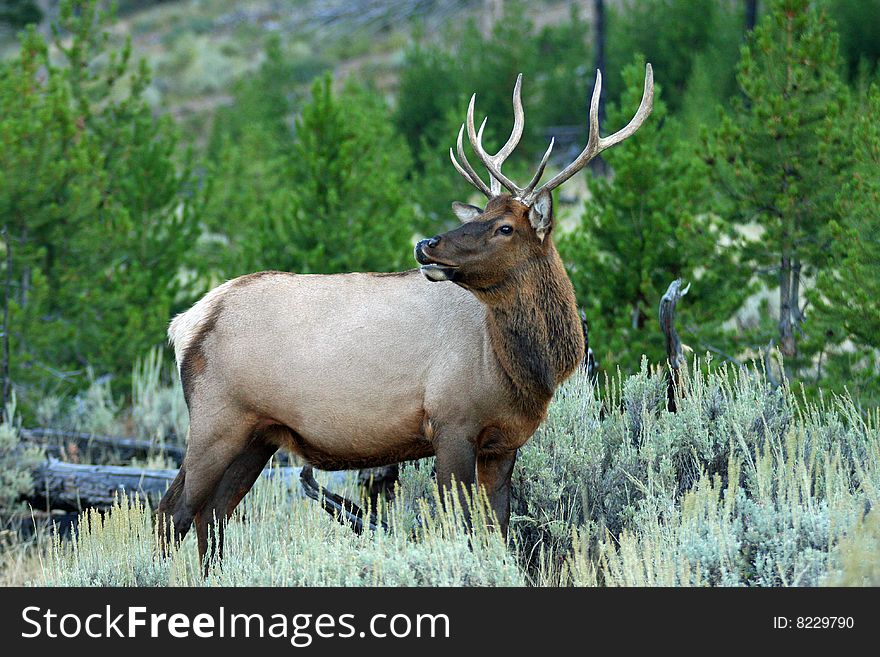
[207,34,299,160]
[559,58,745,372]
[704,0,850,368]
[1,0,195,408]
[48,0,196,383]
[818,84,880,348]
[394,41,459,174]
[0,24,101,405]
[810,83,880,402]
[195,36,302,277]
[241,76,415,275]
[607,0,742,113]
[828,0,880,81]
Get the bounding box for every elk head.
[415,66,654,295]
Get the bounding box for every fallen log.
[24,458,346,513]
[20,428,186,466]
[20,428,293,467]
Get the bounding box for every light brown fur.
[158,61,654,566]
[158,195,583,565]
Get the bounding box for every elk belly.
[191,270,489,469]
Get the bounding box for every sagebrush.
[28,359,880,587]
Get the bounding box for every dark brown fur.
[230,270,296,287]
[272,425,435,471]
[420,195,584,424]
[156,464,186,557]
[178,301,222,407]
[194,435,277,570]
[483,250,583,421]
[263,412,435,471]
[367,269,420,278]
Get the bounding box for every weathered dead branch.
[300,465,387,535]
[659,279,690,411]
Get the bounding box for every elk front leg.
[477,448,517,538]
[433,433,477,523]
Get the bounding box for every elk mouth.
[419,263,459,282]
[415,242,459,282]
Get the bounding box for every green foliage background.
[0,0,877,419]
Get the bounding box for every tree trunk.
[591,0,608,176]
[20,224,29,307]
[778,255,797,357]
[745,0,758,31]
[2,226,11,418]
[631,304,641,330]
[791,259,804,328]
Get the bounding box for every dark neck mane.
[482,243,584,421]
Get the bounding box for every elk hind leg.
[156,464,189,557]
[172,411,256,567]
[195,434,278,571]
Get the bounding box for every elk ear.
[528,188,553,241]
[452,201,483,223]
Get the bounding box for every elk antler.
[534,64,654,200]
[450,64,654,204]
[450,73,527,197]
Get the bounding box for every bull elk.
[158,64,654,564]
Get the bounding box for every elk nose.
[427,235,441,248]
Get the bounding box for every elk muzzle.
[415,238,458,282]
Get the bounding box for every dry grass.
[2,356,878,587]
[0,528,46,586]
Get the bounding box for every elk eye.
[496,225,513,236]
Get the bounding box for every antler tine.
[449,68,651,204]
[495,73,525,163]
[465,75,525,197]
[598,63,654,150]
[536,63,654,195]
[450,125,493,197]
[474,117,502,195]
[520,138,555,202]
